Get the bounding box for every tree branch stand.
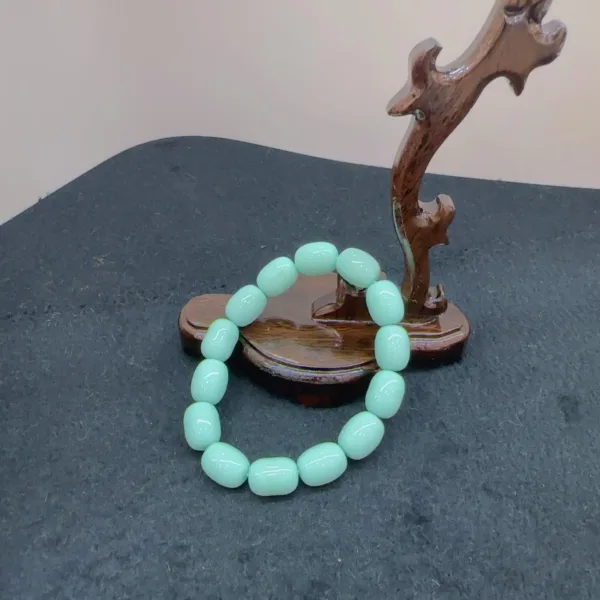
[179,0,567,407]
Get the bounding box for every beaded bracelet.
[183,242,410,496]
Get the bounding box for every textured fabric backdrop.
[1,137,600,599]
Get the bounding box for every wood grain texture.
[178,0,565,406]
[387,0,567,317]
[179,274,469,405]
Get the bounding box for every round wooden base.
[179,273,469,407]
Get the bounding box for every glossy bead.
[225,284,267,327]
[190,359,228,405]
[365,370,405,419]
[374,325,410,371]
[366,280,405,326]
[183,402,221,451]
[201,442,250,489]
[294,242,339,276]
[248,457,299,497]
[256,257,298,297]
[336,248,381,289]
[338,411,385,460]
[200,318,239,362]
[297,442,348,487]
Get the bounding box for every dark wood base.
[179,273,469,407]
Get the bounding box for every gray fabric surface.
[1,136,600,599]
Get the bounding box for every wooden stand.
[179,0,567,406]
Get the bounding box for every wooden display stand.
[179,0,566,406]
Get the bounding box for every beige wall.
[0,0,595,225]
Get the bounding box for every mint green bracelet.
[183,242,410,496]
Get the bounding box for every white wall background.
[0,0,595,224]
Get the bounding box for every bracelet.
[183,242,410,496]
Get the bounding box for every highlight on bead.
[183,242,410,496]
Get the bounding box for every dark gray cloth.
[2,137,600,600]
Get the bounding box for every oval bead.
[200,318,239,362]
[294,242,339,276]
[190,359,228,405]
[336,248,381,289]
[256,257,298,297]
[201,442,250,489]
[365,370,405,419]
[338,411,385,460]
[183,402,221,451]
[366,280,405,326]
[248,457,299,497]
[374,325,410,371]
[297,442,348,487]
[225,284,267,327]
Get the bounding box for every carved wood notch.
[387,0,567,318]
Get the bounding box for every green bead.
[337,411,385,460]
[294,242,339,276]
[256,257,298,297]
[365,370,405,419]
[336,248,381,289]
[200,318,239,362]
[374,325,410,371]
[366,280,405,326]
[248,457,299,497]
[183,402,221,451]
[225,284,267,327]
[191,359,228,405]
[297,442,348,487]
[201,442,250,489]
